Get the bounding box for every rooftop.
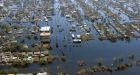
[0,3,4,7]
[40,26,51,32]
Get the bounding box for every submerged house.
[71,34,82,43]
[40,26,51,43]
[37,72,48,75]
[0,2,4,7]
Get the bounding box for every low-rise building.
[40,26,51,43]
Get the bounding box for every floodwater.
[0,0,140,75]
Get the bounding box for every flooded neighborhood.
[0,0,140,75]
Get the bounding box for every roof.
[40,26,51,32]
[41,39,50,43]
[16,73,33,75]
[42,51,49,55]
[40,32,51,37]
[34,52,40,55]
[8,74,15,75]
[37,72,48,75]
[27,52,33,55]
[0,3,4,7]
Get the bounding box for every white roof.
[40,32,51,36]
[37,72,48,75]
[12,57,17,60]
[77,35,81,38]
[16,73,33,75]
[0,3,4,7]
[43,16,49,22]
[40,26,51,31]
[27,56,32,60]
[72,34,75,37]
[66,14,71,17]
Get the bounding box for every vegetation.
[39,57,47,65]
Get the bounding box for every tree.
[40,57,46,65]
[96,58,103,66]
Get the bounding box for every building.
[40,26,51,37]
[37,72,48,75]
[40,26,51,48]
[0,3,3,7]
[40,26,51,39]
[0,0,4,7]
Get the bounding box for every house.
[0,3,4,7]
[8,74,15,75]
[4,52,12,56]
[71,34,75,39]
[16,73,33,75]
[44,17,49,22]
[23,44,29,48]
[27,52,33,56]
[40,26,51,44]
[77,35,81,39]
[27,56,33,62]
[73,39,81,43]
[42,44,50,48]
[37,72,48,75]
[83,26,91,32]
[46,16,52,19]
[41,39,51,43]
[40,26,51,33]
[21,52,26,56]
[17,29,24,34]
[33,56,40,63]
[34,51,40,55]
[41,51,49,56]
[12,56,18,60]
[0,53,3,63]
[1,55,7,63]
[71,34,82,43]
[65,14,71,18]
[40,32,51,37]
[72,24,76,28]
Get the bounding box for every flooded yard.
[0,0,140,75]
